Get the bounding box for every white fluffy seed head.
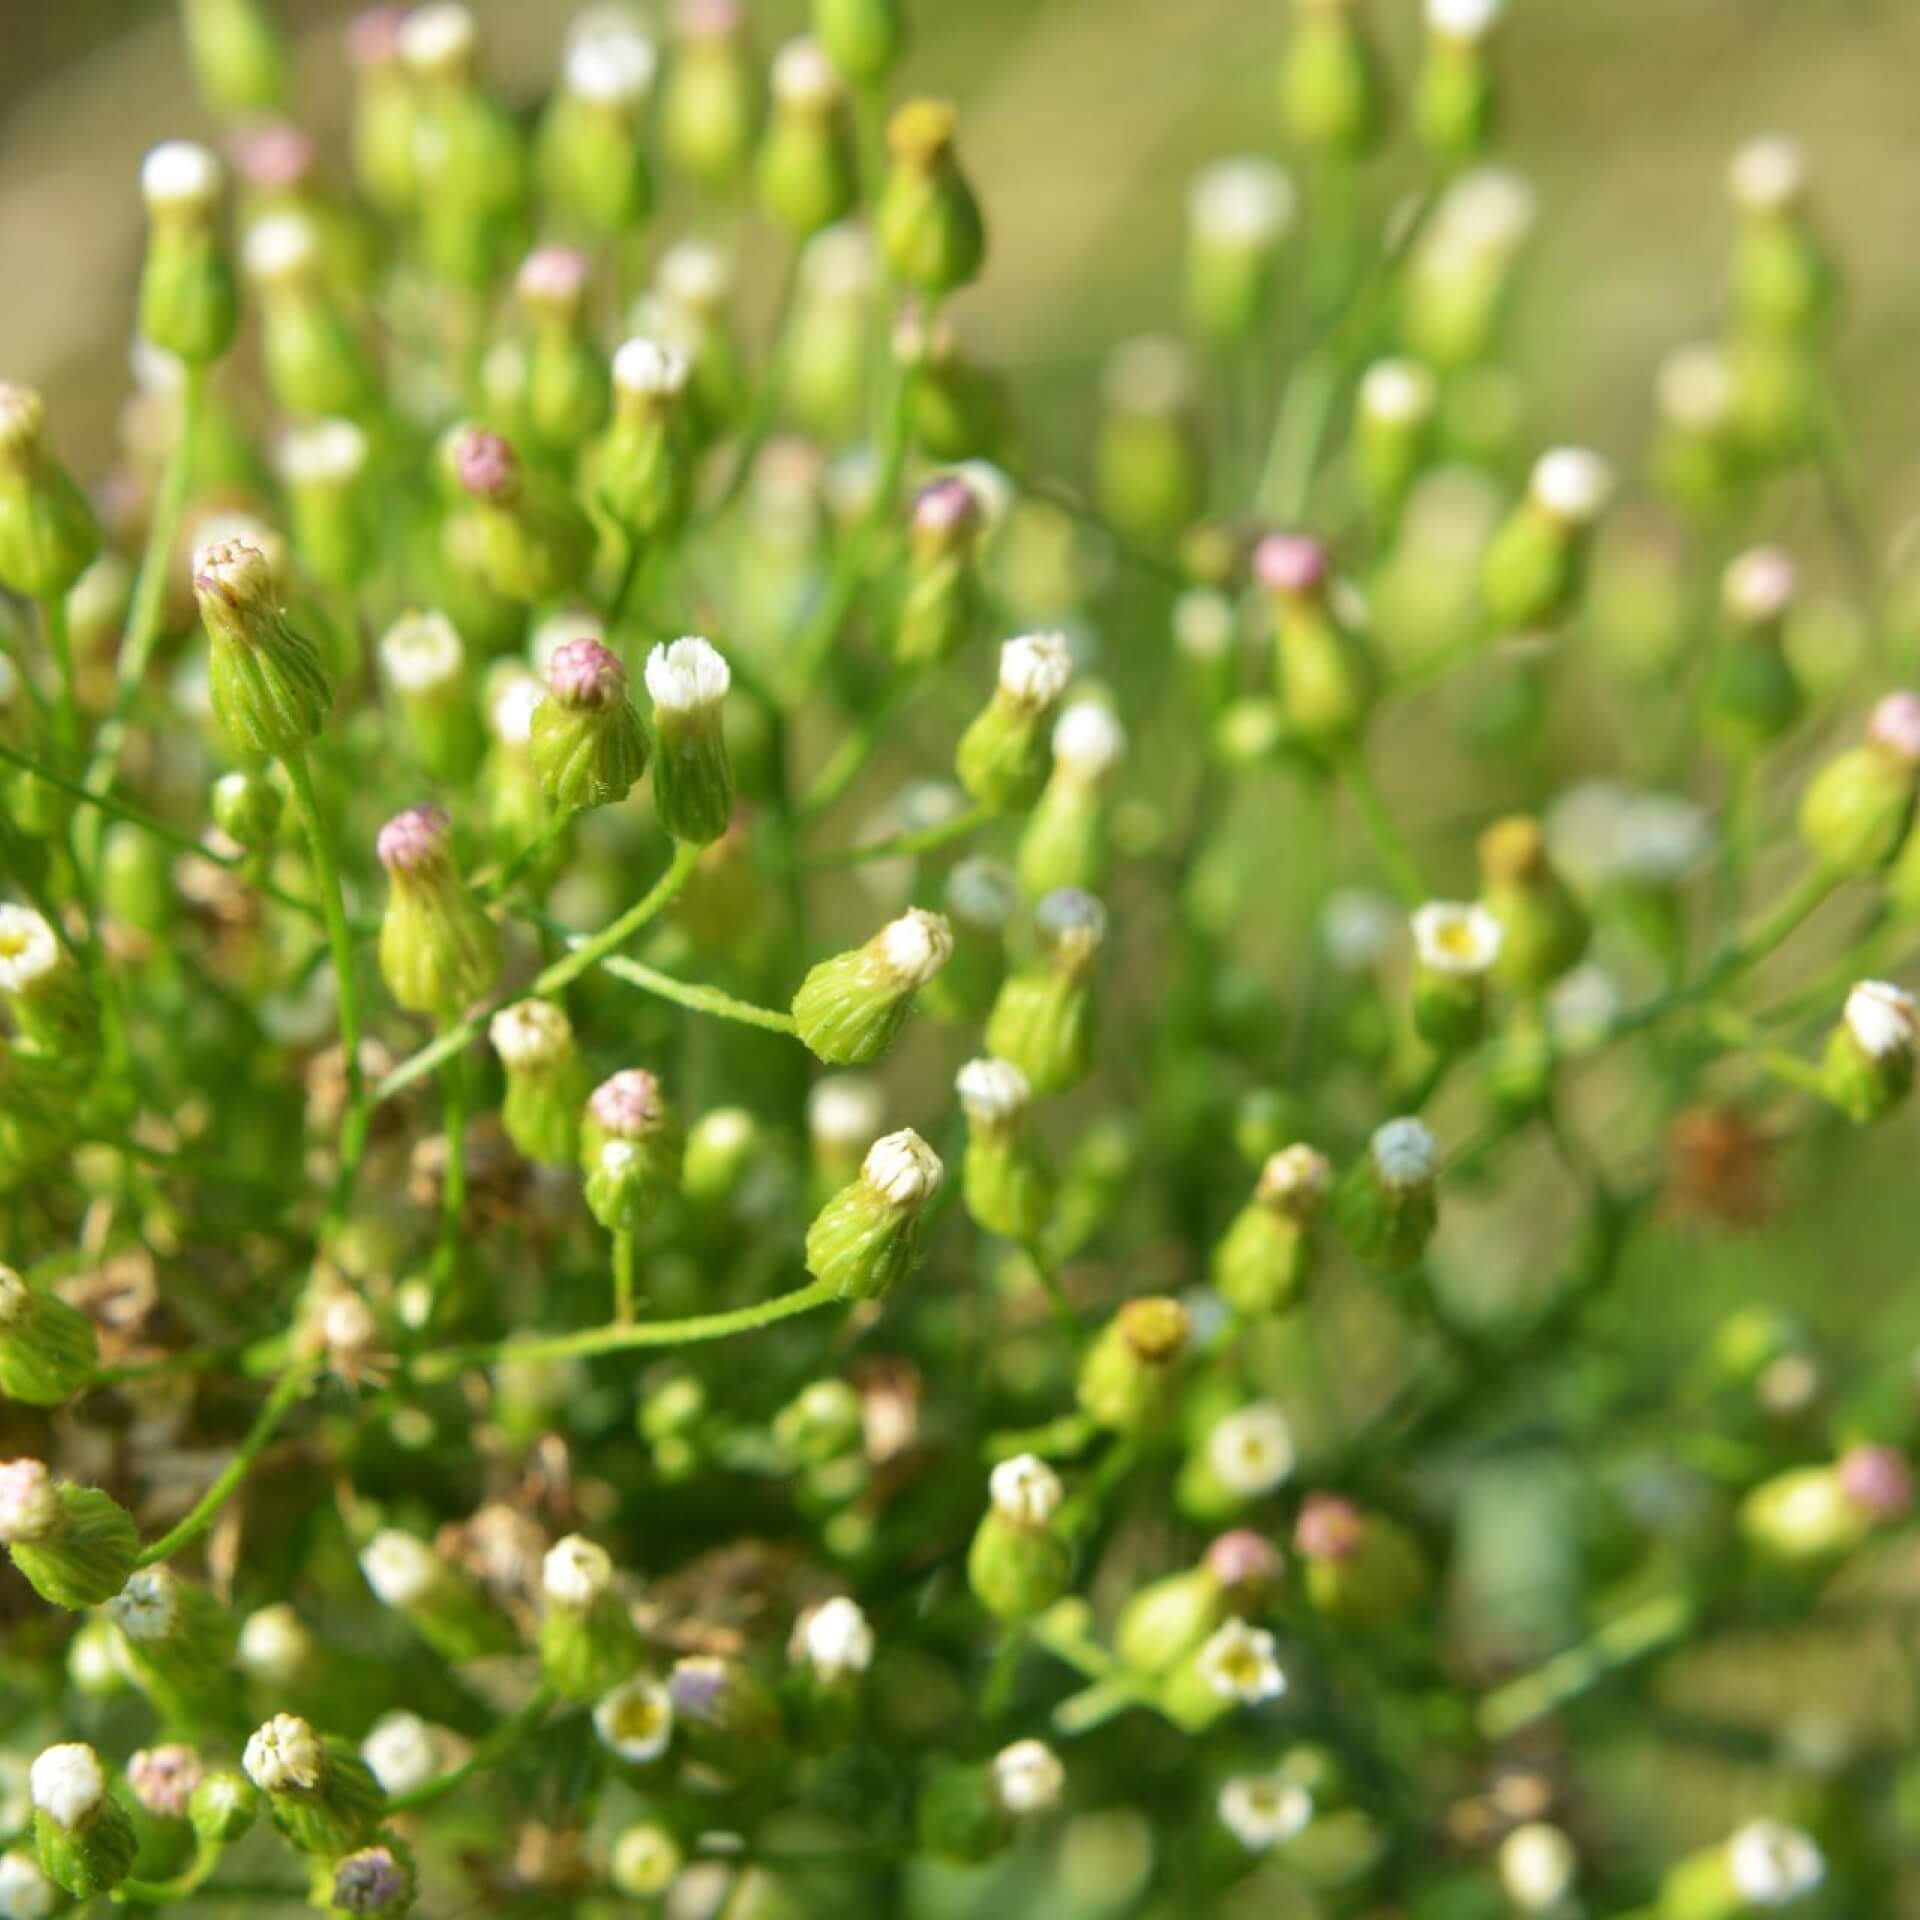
[644,636,731,713]
[0,1460,58,1544]
[278,418,369,485]
[243,1714,325,1794]
[992,1740,1064,1815]
[1722,546,1797,625]
[380,610,465,693]
[141,140,222,210]
[1726,1819,1824,1904]
[1208,1402,1297,1496]
[808,1075,886,1151]
[0,907,60,995]
[1218,1774,1313,1851]
[398,3,477,75]
[796,1595,874,1680]
[1189,158,1296,250]
[1198,1618,1286,1703]
[1530,448,1616,526]
[1729,136,1807,216]
[861,1129,943,1206]
[109,1569,180,1642]
[1427,0,1504,39]
[990,1453,1062,1527]
[1845,981,1917,1060]
[1051,701,1127,780]
[592,1675,674,1763]
[613,335,692,398]
[243,212,319,285]
[29,1745,105,1830]
[876,907,954,987]
[490,999,574,1069]
[1499,1822,1578,1911]
[543,1534,615,1606]
[997,631,1074,706]
[1411,901,1504,977]
[361,1712,438,1796]
[956,1058,1032,1125]
[360,1529,441,1608]
[1371,1117,1438,1190]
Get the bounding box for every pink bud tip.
[913,476,981,537]
[129,1746,204,1820]
[1254,532,1329,597]
[517,247,591,307]
[1206,1528,1284,1593]
[591,1068,667,1138]
[376,804,452,875]
[1839,1444,1913,1518]
[345,6,408,67]
[229,123,317,191]
[456,429,518,503]
[1293,1493,1364,1562]
[676,0,743,39]
[1867,692,1920,767]
[547,636,626,709]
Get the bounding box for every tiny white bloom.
[1189,158,1296,250]
[796,1596,874,1681]
[0,1461,57,1545]
[0,1845,57,1920]
[28,1745,104,1830]
[1434,167,1537,258]
[861,1130,943,1206]
[644,636,731,713]
[993,1739,1065,1815]
[380,610,465,694]
[1173,588,1236,663]
[989,1453,1063,1528]
[398,2,477,74]
[801,222,876,298]
[277,418,368,485]
[1729,136,1806,216]
[1658,342,1738,432]
[564,19,657,104]
[360,1529,442,1609]
[362,1712,439,1796]
[1411,901,1503,977]
[593,1675,675,1763]
[1427,0,1503,38]
[1371,1117,1438,1191]
[613,336,691,398]
[997,632,1074,707]
[1051,701,1127,781]
[956,1058,1032,1125]
[877,907,955,987]
[108,1569,180,1643]
[244,1714,325,1794]
[1844,980,1915,1060]
[1207,1402,1297,1497]
[1498,1821,1578,1911]
[242,212,319,284]
[543,1534,615,1607]
[1530,448,1616,526]
[141,140,222,209]
[0,907,60,996]
[1218,1773,1313,1851]
[656,239,734,311]
[1722,546,1797,625]
[808,1075,886,1152]
[1727,1819,1825,1905]
[237,1603,314,1684]
[1197,1618,1286,1704]
[772,35,841,105]
[490,999,574,1070]
[1258,1144,1332,1209]
[1360,357,1438,426]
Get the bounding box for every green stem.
[411,1275,839,1380]
[283,744,370,1227]
[1021,1239,1081,1344]
[796,674,918,822]
[1477,1588,1697,1740]
[480,808,572,902]
[711,239,805,517]
[39,593,78,759]
[1706,1009,1835,1103]
[134,1358,315,1568]
[1339,748,1427,905]
[613,1225,638,1326]
[802,802,990,871]
[982,1623,1026,1721]
[433,1045,468,1291]
[116,1839,227,1905]
[597,952,800,1034]
[386,1685,559,1813]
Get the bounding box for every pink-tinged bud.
[914,474,981,539]
[229,123,318,192]
[1293,1493,1363,1561]
[1868,692,1920,767]
[345,6,407,68]
[518,246,591,312]
[590,1069,670,1140]
[677,0,744,40]
[376,804,453,877]
[1839,1444,1913,1517]
[547,637,627,711]
[456,428,519,504]
[1206,1528,1284,1597]
[129,1745,205,1821]
[1254,532,1329,598]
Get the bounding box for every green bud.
[538,1535,645,1702]
[683,1105,763,1210]
[1280,0,1390,158]
[343,9,417,212]
[487,1000,589,1167]
[1477,815,1589,991]
[1353,359,1438,529]
[1094,338,1205,543]
[581,1069,685,1232]
[536,20,657,236]
[984,888,1106,1094]
[785,225,879,441]
[243,1715,384,1858]
[1798,692,1920,876]
[956,631,1075,813]
[323,1837,417,1915]
[1659,1819,1825,1919]
[378,611,484,786]
[376,806,500,1023]
[188,1769,261,1846]
[1211,1145,1332,1319]
[1115,1530,1284,1675]
[1727,139,1838,342]
[1706,547,1803,755]
[278,419,375,592]
[1160,1616,1286,1733]
[956,1058,1053,1243]
[1255,535,1380,749]
[592,338,698,543]
[1821,982,1917,1124]
[1334,1118,1440,1270]
[453,428,594,604]
[31,1745,138,1898]
[666,1654,784,1779]
[0,1264,98,1405]
[651,242,749,446]
[1652,342,1747,519]
[662,0,762,189]
[194,537,332,760]
[0,384,101,601]
[894,475,986,669]
[899,310,1019,463]
[529,636,651,812]
[645,637,735,843]
[139,142,239,364]
[1185,158,1295,345]
[182,0,289,116]
[968,1454,1070,1622]
[1,1465,137,1608]
[1481,448,1616,633]
[1402,166,1537,367]
[1415,0,1503,162]
[805,1128,944,1300]
[107,1566,240,1730]
[758,38,859,236]
[773,1378,864,1466]
[814,0,905,84]
[245,214,376,418]
[359,1528,517,1660]
[794,908,954,1065]
[211,767,285,849]
[610,1821,683,1898]
[877,99,987,296]
[1018,699,1126,897]
[518,250,612,458]
[1078,1296,1190,1433]
[1409,899,1504,1052]
[1294,1493,1429,1630]
[0,906,99,1073]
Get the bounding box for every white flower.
[593,1676,675,1763]
[657,239,734,312]
[1658,342,1738,432]
[1197,1618,1286,1704]
[772,35,841,105]
[644,636,731,713]
[1729,136,1806,216]
[1189,158,1296,250]
[28,1745,104,1830]
[0,1460,57,1544]
[278,418,368,485]
[796,1596,875,1681]
[1051,701,1127,781]
[244,1714,325,1794]
[1844,981,1916,1060]
[362,1712,439,1796]
[543,1534,615,1607]
[237,1603,314,1684]
[1360,357,1437,426]
[613,336,691,398]
[490,671,545,746]
[1498,1821,1577,1911]
[380,611,465,694]
[861,1130,943,1206]
[808,1075,886,1152]
[0,1845,58,1920]
[1411,901,1503,977]
[1371,1117,1438,1191]
[992,1739,1064,1815]
[1723,546,1797,625]
[398,2,477,74]
[1207,1403,1297,1497]
[490,999,574,1070]
[0,907,59,996]
[1427,0,1503,38]
[1321,888,1399,972]
[997,632,1074,707]
[564,17,657,104]
[956,1058,1032,1125]
[989,1453,1063,1528]
[878,907,955,986]
[360,1529,441,1609]
[242,212,318,284]
[1433,167,1537,258]
[141,140,222,209]
[1218,1773,1312,1851]
[1530,448,1616,526]
[1727,1819,1825,1905]
[1173,588,1236,663]
[109,1569,179,1643]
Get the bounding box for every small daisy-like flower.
[644,635,731,712]
[1411,901,1503,977]
[794,1595,875,1681]
[243,1714,325,1794]
[989,1453,1063,1528]
[0,907,60,996]
[1727,1819,1824,1905]
[956,1057,1032,1126]
[992,1739,1065,1814]
[593,1676,675,1764]
[1197,1618,1286,1705]
[1218,1773,1313,1851]
[1207,1402,1297,1497]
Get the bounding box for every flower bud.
[993,1739,1064,1817]
[984,888,1106,1094]
[1728,137,1837,343]
[1078,1295,1189,1433]
[1218,1772,1314,1853]
[758,38,859,236]
[1094,337,1205,543]
[30,1744,136,1898]
[1161,1616,1286,1733]
[139,141,239,364]
[539,1534,645,1701]
[276,420,374,598]
[194,543,330,769]
[593,1674,675,1766]
[377,610,481,784]
[376,806,500,1023]
[186,1770,260,1846]
[1659,1818,1824,1920]
[182,0,289,116]
[1821,981,1916,1124]
[517,248,612,456]
[805,1127,944,1300]
[1416,0,1504,162]
[1211,1145,1332,1318]
[453,428,594,604]
[1354,358,1438,528]
[581,1069,685,1231]
[1707,548,1804,755]
[1280,0,1390,158]
[536,19,657,237]
[108,1566,240,1730]
[1403,166,1537,367]
[594,337,697,543]
[243,1714,385,1858]
[1477,815,1589,991]
[793,908,954,1064]
[328,1839,417,1915]
[894,475,986,669]
[1499,1821,1577,1912]
[792,1593,875,1687]
[211,767,284,849]
[661,0,762,190]
[967,1454,1070,1621]
[1256,534,1381,748]
[0,906,97,1072]
[644,637,735,842]
[1185,159,1295,344]
[878,99,987,294]
[956,1058,1053,1243]
[956,632,1075,814]
[1409,899,1503,1052]
[345,9,418,215]
[1798,691,1920,876]
[1,1462,137,1609]
[1334,1118,1440,1269]
[813,0,905,83]
[529,636,651,813]
[1295,1493,1429,1629]
[0,1264,98,1405]
[1018,700,1126,897]
[1739,1461,1886,1566]
[358,1527,517,1660]
[0,1843,60,1917]
[245,214,375,419]
[1481,449,1616,633]
[0,384,101,601]
[650,241,748,443]
[666,1653,784,1778]
[610,1821,683,1897]
[922,856,1017,1022]
[1115,1530,1284,1675]
[900,311,1019,462]
[1652,341,1746,517]
[490,1000,591,1167]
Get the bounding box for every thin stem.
[386,1685,559,1813]
[597,952,801,1034]
[134,1358,316,1568]
[116,1839,227,1906]
[710,240,805,517]
[283,744,370,1227]
[982,1623,1026,1720]
[802,802,990,871]
[613,1225,638,1326]
[39,593,78,758]
[433,1045,468,1293]
[796,674,918,822]
[479,808,572,902]
[1021,1239,1081,1345]
[1477,1588,1697,1740]
[411,1275,839,1380]
[1339,748,1428,906]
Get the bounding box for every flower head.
[997,632,1073,707]
[0,1460,58,1544]
[362,1714,437,1797]
[1727,1819,1824,1904]
[29,1744,106,1829]
[1207,1403,1297,1496]
[1371,1117,1438,1191]
[1190,157,1296,249]
[543,1534,615,1607]
[490,999,574,1070]
[1411,901,1503,977]
[1729,136,1806,216]
[1196,1618,1286,1704]
[1868,691,1920,766]
[989,1453,1063,1528]
[0,908,59,997]
[546,636,627,710]
[1218,1773,1312,1851]
[1529,448,1615,526]
[992,1739,1064,1814]
[862,1129,943,1205]
[359,1529,440,1608]
[141,141,223,212]
[590,1069,671,1140]
[379,611,464,694]
[243,1715,325,1794]
[1050,701,1127,782]
[128,1746,204,1821]
[808,1075,886,1151]
[109,1568,181,1642]
[375,804,454,878]
[1845,981,1916,1060]
[795,1595,874,1681]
